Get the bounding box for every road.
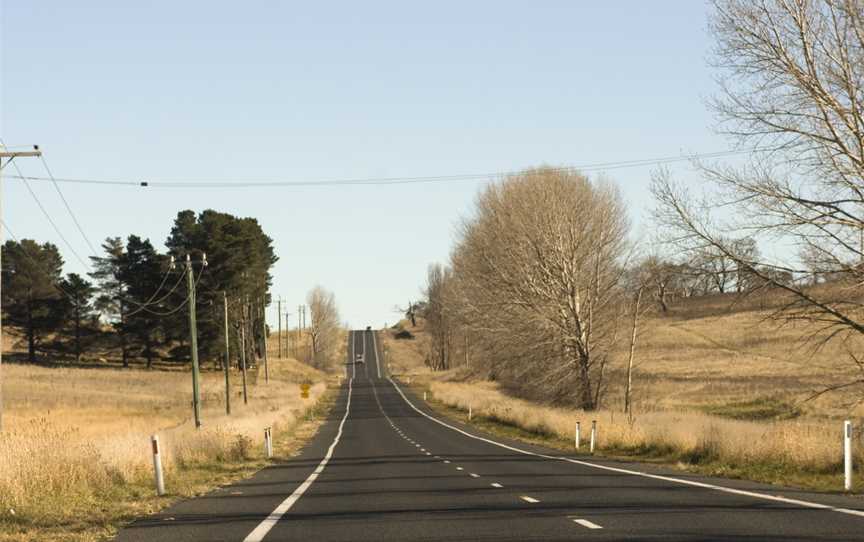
[116,330,864,541]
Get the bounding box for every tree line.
[418,0,864,411]
[2,209,277,370]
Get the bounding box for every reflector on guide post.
[301,383,310,399]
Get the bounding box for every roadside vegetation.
[385,311,860,493]
[0,207,347,540]
[0,356,334,542]
[393,0,864,493]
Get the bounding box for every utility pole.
[185,253,207,429]
[262,296,269,383]
[239,304,248,405]
[223,291,231,415]
[286,311,293,357]
[0,145,42,432]
[277,298,282,359]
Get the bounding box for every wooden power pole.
[223,291,231,415]
[0,145,42,432]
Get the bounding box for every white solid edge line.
[573,519,603,530]
[387,377,864,519]
[243,378,354,542]
[371,328,382,379]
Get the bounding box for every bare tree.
[450,168,630,410]
[307,286,340,371]
[653,0,864,399]
[624,285,645,416]
[422,263,455,371]
[640,255,681,313]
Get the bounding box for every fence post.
[590,420,597,454]
[151,435,165,496]
[575,421,581,450]
[845,420,853,491]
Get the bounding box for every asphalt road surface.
[115,330,864,541]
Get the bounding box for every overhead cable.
[3,147,777,189]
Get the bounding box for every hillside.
[385,289,864,420]
[381,293,864,491]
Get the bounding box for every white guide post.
[844,420,853,491]
[590,420,597,454]
[265,427,273,458]
[151,435,166,496]
[575,421,581,450]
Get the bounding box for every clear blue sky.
[1,1,726,329]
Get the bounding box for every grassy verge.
[0,363,340,542]
[405,379,855,495]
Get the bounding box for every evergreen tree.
[121,236,168,368]
[165,210,277,364]
[1,239,65,362]
[89,238,130,366]
[58,273,95,363]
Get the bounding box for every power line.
[136,263,207,317]
[40,155,100,256]
[12,160,91,269]
[0,138,99,264]
[124,265,184,317]
[1,219,76,300]
[2,147,776,189]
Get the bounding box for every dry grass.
[383,295,864,491]
[619,295,864,418]
[427,380,852,490]
[381,320,432,377]
[0,356,331,541]
[431,380,845,470]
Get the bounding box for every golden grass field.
[383,292,864,492]
[0,344,333,542]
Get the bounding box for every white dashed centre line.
[444,460,451,464]
[490,483,503,488]
[456,467,464,471]
[520,496,540,504]
[573,519,603,529]
[469,473,480,478]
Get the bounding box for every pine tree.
[121,236,168,368]
[58,273,95,363]
[166,210,277,365]
[89,238,130,366]
[1,240,65,362]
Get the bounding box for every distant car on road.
[366,326,371,331]
[356,353,364,364]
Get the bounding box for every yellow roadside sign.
[301,383,310,399]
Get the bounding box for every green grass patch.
[699,397,801,420]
